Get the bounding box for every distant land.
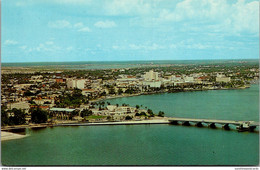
[1,59,259,68]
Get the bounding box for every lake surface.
[1,84,259,166]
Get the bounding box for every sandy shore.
[1,131,28,141]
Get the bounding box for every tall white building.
[143,81,162,88]
[184,76,194,83]
[216,73,231,83]
[67,79,86,89]
[144,70,159,81]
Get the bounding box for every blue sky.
[2,0,259,63]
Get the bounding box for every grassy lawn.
[86,115,106,119]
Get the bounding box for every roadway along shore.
[55,117,170,126]
[1,117,259,141]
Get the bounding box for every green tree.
[71,110,80,116]
[117,88,123,95]
[50,82,61,89]
[9,108,26,125]
[80,109,93,117]
[140,112,147,116]
[147,109,154,117]
[107,116,112,120]
[158,111,165,117]
[1,107,9,126]
[31,108,48,124]
[24,90,34,96]
[109,88,115,94]
[72,88,83,98]
[125,115,132,120]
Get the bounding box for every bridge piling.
[196,122,203,127]
[182,121,190,126]
[170,120,179,125]
[222,124,230,130]
[208,123,216,128]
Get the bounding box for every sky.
[1,0,259,63]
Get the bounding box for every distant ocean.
[1,59,258,70]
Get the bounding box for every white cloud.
[20,45,27,50]
[19,42,61,53]
[52,0,92,5]
[228,0,259,34]
[16,0,92,6]
[49,20,91,32]
[74,22,84,28]
[158,0,259,34]
[78,27,91,32]
[107,0,258,35]
[36,43,61,52]
[66,46,74,51]
[112,39,235,51]
[112,45,120,50]
[129,43,165,50]
[112,43,166,51]
[94,20,116,28]
[48,20,71,28]
[169,38,238,50]
[45,41,54,45]
[4,40,18,45]
[105,0,154,16]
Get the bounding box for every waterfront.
[107,84,259,121]
[1,84,259,165]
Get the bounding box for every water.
[1,85,259,166]
[1,59,258,70]
[107,85,259,121]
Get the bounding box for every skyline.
[2,0,259,63]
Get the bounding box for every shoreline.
[55,117,170,127]
[91,85,251,103]
[2,116,259,142]
[1,131,28,141]
[1,84,257,141]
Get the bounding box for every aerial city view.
[1,0,259,167]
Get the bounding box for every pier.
[168,117,259,131]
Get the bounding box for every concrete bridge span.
[168,117,259,131]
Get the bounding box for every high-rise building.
[67,79,85,89]
[144,70,159,81]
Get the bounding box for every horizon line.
[1,58,259,64]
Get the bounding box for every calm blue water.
[107,85,259,121]
[1,85,259,166]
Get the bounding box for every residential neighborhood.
[1,61,259,125]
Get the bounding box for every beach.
[1,131,28,141]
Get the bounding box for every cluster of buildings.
[48,104,143,122]
[1,66,258,122]
[64,70,233,91]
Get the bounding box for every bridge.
[168,117,259,131]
